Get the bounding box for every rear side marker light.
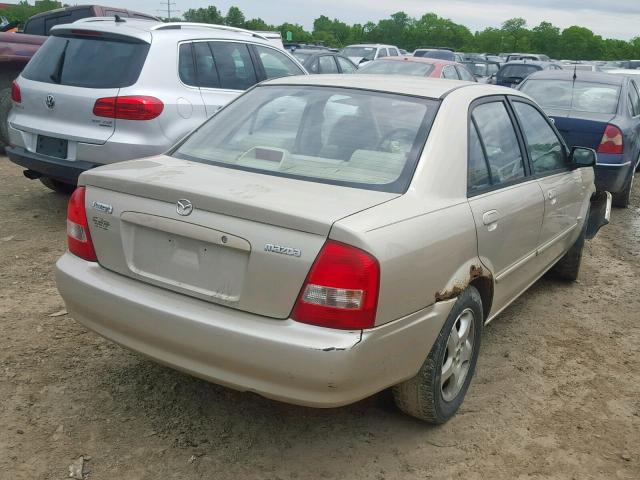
[597,124,623,155]
[93,96,164,120]
[67,187,97,262]
[292,240,380,330]
[11,80,21,103]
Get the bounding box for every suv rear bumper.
[55,252,452,408]
[5,145,100,184]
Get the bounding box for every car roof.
[263,74,518,100]
[370,57,458,66]
[51,18,276,45]
[502,60,554,67]
[525,69,626,85]
[345,44,395,48]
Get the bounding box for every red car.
[356,56,477,82]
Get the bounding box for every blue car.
[494,61,562,88]
[519,70,639,207]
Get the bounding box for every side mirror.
[571,146,597,168]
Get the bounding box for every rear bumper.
[55,253,452,408]
[594,157,633,194]
[5,145,100,184]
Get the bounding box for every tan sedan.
[56,75,611,423]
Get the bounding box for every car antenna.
[114,14,125,23]
[572,63,577,84]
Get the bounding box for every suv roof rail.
[151,22,268,41]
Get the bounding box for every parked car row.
[2,15,632,427]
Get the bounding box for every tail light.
[11,80,21,103]
[291,240,380,330]
[67,187,97,262]
[93,96,164,120]
[597,124,623,154]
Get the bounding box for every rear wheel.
[0,87,11,150]
[392,287,483,423]
[39,177,76,194]
[612,170,634,208]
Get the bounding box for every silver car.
[6,18,306,193]
[55,75,611,423]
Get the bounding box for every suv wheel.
[392,286,483,423]
[39,177,76,194]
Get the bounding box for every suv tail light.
[11,80,21,103]
[93,96,164,120]
[291,240,379,330]
[67,187,97,262]
[597,124,623,154]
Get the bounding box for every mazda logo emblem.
[45,94,55,110]
[176,199,193,216]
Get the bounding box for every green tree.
[531,21,560,58]
[561,26,602,60]
[183,6,224,24]
[244,18,272,31]
[278,22,312,43]
[225,6,245,28]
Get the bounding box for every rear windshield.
[520,79,620,114]
[415,50,454,61]
[342,47,376,60]
[499,64,539,80]
[22,35,149,88]
[358,60,434,76]
[174,85,438,193]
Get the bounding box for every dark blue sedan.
[519,70,639,207]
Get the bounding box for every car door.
[625,79,640,168]
[466,98,545,315]
[511,99,587,267]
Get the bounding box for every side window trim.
[507,95,570,177]
[467,95,532,197]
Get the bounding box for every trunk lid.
[81,155,398,318]
[546,108,614,150]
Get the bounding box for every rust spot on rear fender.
[435,265,487,302]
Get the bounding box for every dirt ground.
[0,157,638,480]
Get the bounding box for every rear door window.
[377,48,388,58]
[337,57,356,73]
[628,81,640,116]
[457,66,476,82]
[254,45,304,79]
[22,35,150,88]
[442,65,459,79]
[194,42,220,88]
[467,122,492,192]
[178,43,197,86]
[471,101,526,186]
[389,48,399,57]
[209,41,257,90]
[513,102,568,175]
[319,55,338,73]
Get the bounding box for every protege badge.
[264,243,302,257]
[92,201,113,214]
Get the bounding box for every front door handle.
[482,210,499,231]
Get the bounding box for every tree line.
[3,1,640,60]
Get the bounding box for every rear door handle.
[547,189,557,205]
[482,210,499,231]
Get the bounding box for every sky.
[97,0,640,41]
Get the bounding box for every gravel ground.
[0,157,638,480]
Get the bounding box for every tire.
[612,170,634,208]
[0,87,11,150]
[552,215,587,281]
[39,177,76,194]
[392,286,483,423]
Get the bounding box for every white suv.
[6,18,306,192]
[341,44,401,66]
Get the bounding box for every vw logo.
[45,94,55,110]
[176,199,193,216]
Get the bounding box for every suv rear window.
[499,64,539,80]
[174,85,438,193]
[22,35,149,88]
